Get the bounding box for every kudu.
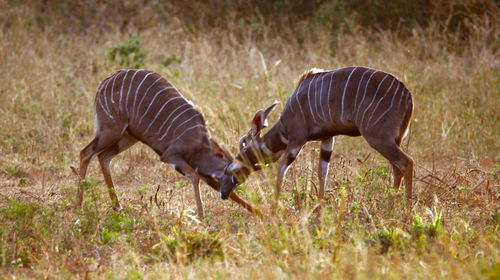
[220,66,414,206]
[77,69,259,218]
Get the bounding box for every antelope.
[220,66,414,206]
[76,69,259,218]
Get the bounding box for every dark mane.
[295,68,325,88]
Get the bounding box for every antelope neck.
[189,149,226,180]
[262,122,287,154]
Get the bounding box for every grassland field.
[0,1,499,279]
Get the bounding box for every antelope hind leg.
[97,133,138,211]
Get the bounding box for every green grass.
[0,1,499,279]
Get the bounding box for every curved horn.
[249,101,279,138]
[262,101,278,125]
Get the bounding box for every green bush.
[106,36,146,69]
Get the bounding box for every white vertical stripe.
[110,71,121,104]
[341,67,358,121]
[97,75,114,93]
[125,70,143,115]
[314,74,324,122]
[294,79,306,119]
[359,74,389,127]
[97,78,114,119]
[326,71,335,122]
[398,88,407,108]
[101,77,112,112]
[366,78,397,126]
[96,94,114,119]
[371,82,402,127]
[131,72,153,117]
[171,124,204,143]
[103,75,114,114]
[119,70,131,107]
[355,70,379,123]
[93,100,100,132]
[144,96,183,134]
[96,78,108,93]
[159,106,194,141]
[314,73,326,122]
[156,102,190,134]
[134,76,163,120]
[353,68,371,114]
[170,114,200,137]
[137,87,174,126]
[307,75,319,124]
[318,72,328,121]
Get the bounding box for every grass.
[0,1,499,279]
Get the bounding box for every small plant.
[4,164,23,177]
[151,227,224,264]
[137,184,151,197]
[3,164,29,184]
[375,226,410,254]
[99,210,138,245]
[489,163,500,179]
[106,36,146,68]
[412,207,443,240]
[0,200,54,267]
[162,54,182,67]
[427,208,443,238]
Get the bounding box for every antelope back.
[94,70,207,153]
[283,66,413,137]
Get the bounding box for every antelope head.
[220,102,278,199]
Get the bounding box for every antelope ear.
[210,139,234,161]
[250,101,279,137]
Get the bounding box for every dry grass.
[0,1,499,279]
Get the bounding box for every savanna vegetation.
[0,0,499,278]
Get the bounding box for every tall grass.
[0,1,499,279]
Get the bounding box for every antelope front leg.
[228,192,263,218]
[97,134,138,211]
[275,144,303,201]
[191,174,202,218]
[318,137,334,199]
[164,156,204,219]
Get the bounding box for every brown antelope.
[220,66,414,206]
[77,69,259,218]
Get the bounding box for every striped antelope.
[76,69,259,218]
[219,66,414,206]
